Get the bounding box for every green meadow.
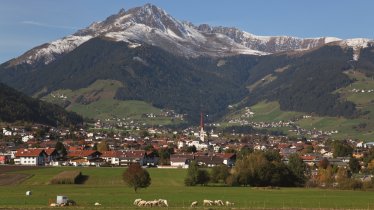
[1,166,374,209]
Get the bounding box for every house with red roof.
[120,150,147,166]
[170,154,194,168]
[67,150,102,166]
[14,148,47,166]
[44,148,59,165]
[101,150,124,165]
[216,153,236,166]
[101,150,158,166]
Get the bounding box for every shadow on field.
[75,175,89,184]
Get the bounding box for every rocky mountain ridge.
[7,3,357,68]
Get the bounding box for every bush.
[226,174,240,186]
[50,171,83,184]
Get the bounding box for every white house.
[22,135,34,142]
[170,154,194,168]
[177,141,186,149]
[2,128,12,136]
[14,148,47,166]
[186,140,208,151]
[101,151,123,165]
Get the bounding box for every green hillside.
[0,83,82,127]
[42,80,181,125]
[224,99,374,140]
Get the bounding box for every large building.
[14,148,47,166]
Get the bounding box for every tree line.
[185,151,307,187]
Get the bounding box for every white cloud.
[21,20,78,30]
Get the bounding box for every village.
[0,116,373,175]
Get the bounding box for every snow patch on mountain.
[20,35,93,65]
[339,38,372,61]
[324,37,341,44]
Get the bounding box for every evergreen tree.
[55,141,67,159]
[349,157,360,173]
[287,153,307,186]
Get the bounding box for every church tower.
[200,112,205,141]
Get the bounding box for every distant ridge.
[0,82,82,126]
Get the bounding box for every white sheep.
[191,201,198,207]
[150,200,159,207]
[203,199,213,206]
[145,201,153,207]
[134,198,142,205]
[137,200,147,207]
[214,200,224,206]
[226,201,235,206]
[158,199,168,207]
[94,202,101,206]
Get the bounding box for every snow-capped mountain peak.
[75,4,188,39]
[7,4,371,67]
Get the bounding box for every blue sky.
[1,0,373,63]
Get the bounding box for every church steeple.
[200,112,205,141]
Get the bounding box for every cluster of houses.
[350,88,374,93]
[1,147,236,168]
[5,148,159,167]
[0,124,373,170]
[94,109,184,130]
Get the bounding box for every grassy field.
[249,101,300,122]
[1,166,374,209]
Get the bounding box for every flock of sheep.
[133,199,169,207]
[200,199,234,207]
[133,198,234,208]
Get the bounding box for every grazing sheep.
[135,199,168,207]
[158,199,168,207]
[147,200,156,207]
[191,201,198,207]
[134,199,142,205]
[137,200,147,207]
[203,200,213,206]
[214,200,224,206]
[94,202,101,206]
[226,201,235,206]
[145,201,153,207]
[49,203,57,207]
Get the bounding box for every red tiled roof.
[68,146,84,151]
[123,150,145,158]
[101,150,123,158]
[301,155,317,161]
[15,148,45,157]
[68,150,100,158]
[278,143,291,149]
[216,153,236,159]
[170,154,194,162]
[44,148,56,156]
